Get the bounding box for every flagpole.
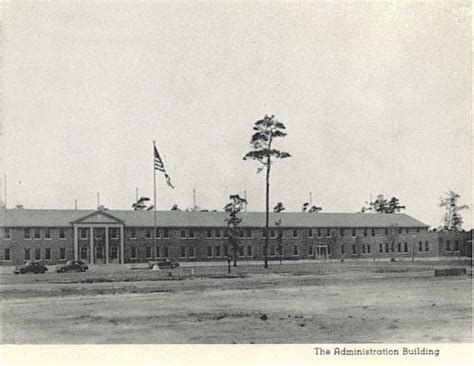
[153,140,157,260]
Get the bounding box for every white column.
[105,226,109,265]
[73,225,78,261]
[89,227,94,265]
[120,225,125,264]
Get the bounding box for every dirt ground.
[1,260,472,344]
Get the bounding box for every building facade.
[0,209,470,266]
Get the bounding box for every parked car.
[56,260,89,273]
[14,261,48,274]
[148,258,180,270]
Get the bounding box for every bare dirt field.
[1,260,472,344]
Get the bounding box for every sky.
[1,1,471,229]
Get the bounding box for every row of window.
[445,240,460,252]
[2,226,424,240]
[3,247,67,261]
[2,228,67,240]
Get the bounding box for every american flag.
[154,146,174,188]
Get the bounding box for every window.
[239,229,244,238]
[246,229,252,238]
[277,245,282,256]
[352,245,356,254]
[45,248,51,260]
[34,228,41,239]
[385,243,389,253]
[24,228,31,239]
[341,244,345,255]
[379,244,383,253]
[270,246,276,256]
[384,228,388,235]
[247,246,252,257]
[188,246,195,258]
[111,228,118,239]
[419,241,423,252]
[80,247,88,260]
[326,229,331,238]
[155,228,161,238]
[130,228,136,239]
[215,229,221,238]
[215,246,221,257]
[309,245,313,255]
[25,248,31,260]
[224,245,229,256]
[4,248,10,261]
[362,244,366,254]
[371,229,375,237]
[207,229,212,238]
[163,246,169,257]
[367,245,371,254]
[180,230,186,238]
[308,229,313,238]
[224,230,229,238]
[45,228,51,239]
[146,228,152,239]
[293,229,298,238]
[4,228,10,239]
[340,229,345,237]
[163,228,169,238]
[363,229,367,237]
[239,246,244,256]
[60,248,66,260]
[397,243,402,253]
[293,245,298,256]
[425,241,429,252]
[262,228,267,238]
[131,247,137,259]
[404,242,408,253]
[416,228,420,233]
[189,229,194,238]
[155,246,160,258]
[446,240,451,251]
[352,229,356,237]
[146,246,152,258]
[454,240,460,251]
[398,228,402,234]
[96,247,104,260]
[207,246,212,257]
[80,228,88,239]
[317,228,322,237]
[35,248,41,260]
[180,246,186,258]
[328,245,331,255]
[270,230,276,238]
[111,246,118,259]
[95,229,103,239]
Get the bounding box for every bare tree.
[243,115,291,268]
[439,191,469,231]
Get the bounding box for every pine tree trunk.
[264,157,270,269]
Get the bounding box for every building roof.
[0,209,429,228]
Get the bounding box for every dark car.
[56,260,89,273]
[14,261,48,274]
[148,258,179,270]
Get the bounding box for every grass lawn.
[1,260,472,344]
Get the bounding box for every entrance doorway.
[315,245,328,259]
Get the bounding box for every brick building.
[0,208,469,266]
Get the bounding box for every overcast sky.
[1,1,471,229]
